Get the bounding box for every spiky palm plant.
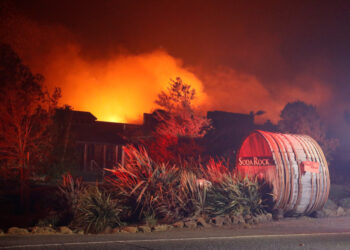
[205,174,241,217]
[161,170,207,220]
[201,158,230,184]
[58,172,84,218]
[105,145,211,223]
[205,173,266,217]
[105,145,181,221]
[73,186,124,233]
[105,146,266,223]
[237,177,265,216]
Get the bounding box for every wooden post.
[83,143,88,171]
[115,145,119,166]
[103,144,107,169]
[121,146,125,167]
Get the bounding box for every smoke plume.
[0,9,340,125]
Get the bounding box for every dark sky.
[9,0,350,83]
[1,0,350,144]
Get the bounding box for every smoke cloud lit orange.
[41,47,207,123]
[0,12,207,123]
[200,67,332,123]
[0,11,334,125]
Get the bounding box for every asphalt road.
[2,216,350,250]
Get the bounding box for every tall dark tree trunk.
[19,157,26,211]
[19,153,30,213]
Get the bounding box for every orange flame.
[2,13,334,125]
[43,47,207,123]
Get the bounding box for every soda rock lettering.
[238,157,273,166]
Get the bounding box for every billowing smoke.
[0,12,206,123]
[0,9,341,126]
[32,47,206,123]
[199,67,332,123]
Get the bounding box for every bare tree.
[0,44,60,207]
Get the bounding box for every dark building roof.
[55,109,129,145]
[55,108,97,125]
[207,111,254,129]
[205,111,255,156]
[72,123,127,145]
[143,109,167,131]
[55,108,266,153]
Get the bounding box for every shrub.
[36,213,60,227]
[72,186,124,233]
[205,173,265,217]
[106,146,267,223]
[156,170,207,221]
[237,177,265,216]
[201,158,230,183]
[205,174,241,217]
[105,145,179,220]
[105,145,207,223]
[57,172,84,222]
[146,78,212,163]
[58,173,85,225]
[177,171,207,218]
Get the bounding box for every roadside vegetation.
[56,145,268,233]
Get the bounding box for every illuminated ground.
[2,216,350,249]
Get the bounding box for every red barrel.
[236,130,330,215]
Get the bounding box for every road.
[1,216,350,249]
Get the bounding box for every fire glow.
[2,12,335,125]
[43,49,207,123]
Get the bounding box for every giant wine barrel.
[236,130,330,216]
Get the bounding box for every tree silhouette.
[0,44,60,208]
[148,78,211,162]
[155,77,211,138]
[278,101,338,162]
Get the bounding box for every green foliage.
[105,145,184,222]
[105,145,212,222]
[106,146,267,223]
[177,171,208,218]
[205,174,241,217]
[72,186,124,233]
[237,177,265,216]
[205,175,264,217]
[58,173,125,232]
[202,159,264,216]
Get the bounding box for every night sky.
[1,0,349,147]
